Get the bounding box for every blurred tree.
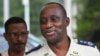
[74,0,100,50]
[0,0,3,26]
[30,0,48,36]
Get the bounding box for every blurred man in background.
[0,17,29,56]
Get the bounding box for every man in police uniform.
[0,17,29,56]
[28,2,100,56]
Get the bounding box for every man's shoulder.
[27,45,47,56]
[0,51,8,56]
[26,40,51,56]
[72,39,100,55]
[73,39,96,48]
[25,44,42,55]
[0,53,1,56]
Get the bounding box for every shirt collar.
[67,37,80,56]
[43,37,80,56]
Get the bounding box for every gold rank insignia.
[69,51,80,56]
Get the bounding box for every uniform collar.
[43,37,80,56]
[42,39,56,56]
[67,37,80,56]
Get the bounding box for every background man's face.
[4,23,28,52]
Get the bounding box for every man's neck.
[48,37,70,56]
[8,49,25,56]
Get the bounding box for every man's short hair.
[4,16,27,32]
[45,2,67,17]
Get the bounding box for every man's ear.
[3,33,8,41]
[65,17,70,27]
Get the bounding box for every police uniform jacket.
[27,37,100,56]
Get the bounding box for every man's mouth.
[45,31,55,36]
[15,43,25,46]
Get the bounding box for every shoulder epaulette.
[25,44,42,55]
[77,39,95,47]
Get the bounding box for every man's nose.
[46,21,53,28]
[16,35,23,41]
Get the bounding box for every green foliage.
[29,0,48,36]
[10,0,24,17]
[75,0,100,50]
[0,0,3,27]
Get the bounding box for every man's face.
[4,23,28,52]
[40,4,69,44]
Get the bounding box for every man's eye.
[51,16,59,22]
[12,33,18,36]
[40,18,47,24]
[21,32,28,36]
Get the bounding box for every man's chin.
[47,37,62,45]
[14,48,24,53]
[15,45,25,51]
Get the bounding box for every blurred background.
[0,0,100,51]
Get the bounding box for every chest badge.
[69,51,80,56]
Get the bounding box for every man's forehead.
[44,4,61,10]
[41,4,63,15]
